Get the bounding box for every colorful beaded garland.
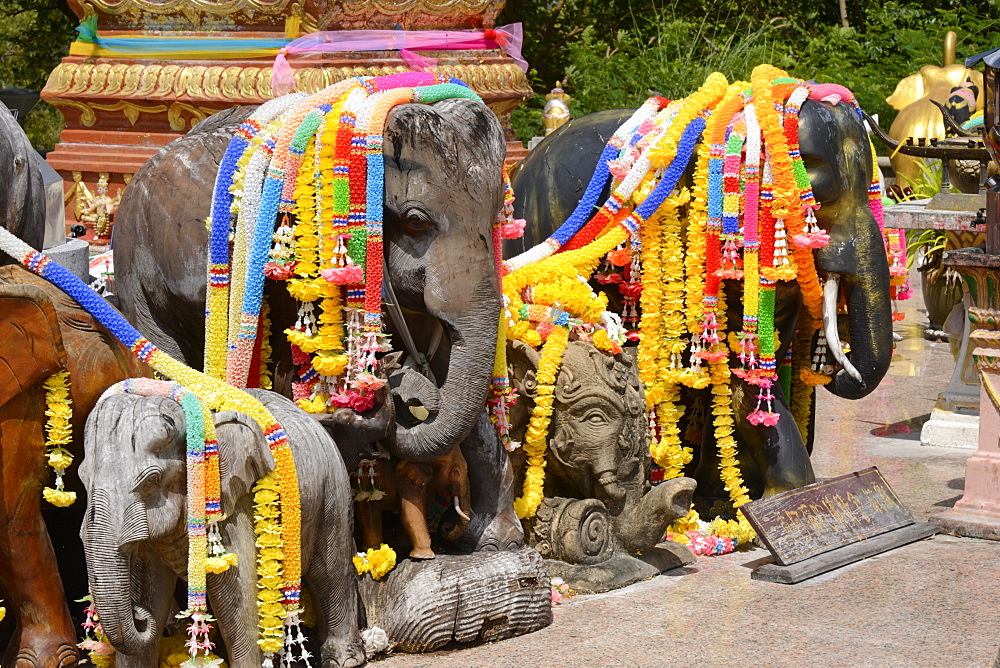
[205,74,482,419]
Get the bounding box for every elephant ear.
[0,283,67,409]
[214,410,276,517]
[506,340,541,445]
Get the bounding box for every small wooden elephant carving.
[352,448,473,560]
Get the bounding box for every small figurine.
[542,82,571,135]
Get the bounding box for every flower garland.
[488,172,524,450]
[41,370,76,508]
[512,324,569,518]
[252,470,285,654]
[79,595,115,667]
[505,66,895,550]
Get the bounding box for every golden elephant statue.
[887,32,984,189]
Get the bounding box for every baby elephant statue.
[508,340,696,592]
[80,386,364,668]
[351,448,473,560]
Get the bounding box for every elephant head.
[0,282,66,408]
[509,340,694,553]
[433,447,473,542]
[379,98,506,462]
[113,98,506,463]
[0,101,44,255]
[799,100,893,400]
[79,393,274,657]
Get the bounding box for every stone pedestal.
[41,0,531,240]
[921,294,981,449]
[933,249,1000,538]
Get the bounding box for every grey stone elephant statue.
[111,97,521,553]
[80,387,364,668]
[507,340,696,592]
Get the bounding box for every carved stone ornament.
[508,340,696,592]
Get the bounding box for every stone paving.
[377,273,1000,667]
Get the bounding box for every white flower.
[361,626,390,655]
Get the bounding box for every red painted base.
[931,370,1000,540]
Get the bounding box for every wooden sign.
[741,467,914,566]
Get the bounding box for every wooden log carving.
[359,547,552,653]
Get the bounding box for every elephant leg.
[355,500,383,551]
[210,505,262,668]
[306,506,365,667]
[0,392,78,668]
[731,376,815,497]
[456,411,523,552]
[395,460,434,559]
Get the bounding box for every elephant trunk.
[597,471,627,502]
[84,495,158,656]
[385,279,500,463]
[822,264,893,400]
[611,477,696,554]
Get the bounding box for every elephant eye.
[402,208,436,236]
[584,411,608,426]
[131,466,162,496]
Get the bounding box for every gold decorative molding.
[50,100,98,126]
[50,98,214,129]
[167,102,219,130]
[70,0,503,30]
[75,0,291,17]
[43,61,531,107]
[301,0,503,32]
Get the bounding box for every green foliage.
[0,0,75,150]
[896,158,943,198]
[504,0,1000,143]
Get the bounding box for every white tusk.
[822,273,863,385]
[453,495,470,521]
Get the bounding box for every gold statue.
[887,31,983,188]
[74,173,122,239]
[542,82,571,135]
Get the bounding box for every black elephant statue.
[507,71,893,506]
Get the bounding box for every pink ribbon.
[807,83,856,107]
[271,23,526,96]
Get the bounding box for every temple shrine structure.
[41,0,532,239]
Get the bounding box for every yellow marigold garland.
[42,370,76,508]
[252,470,285,653]
[259,300,273,390]
[513,324,570,519]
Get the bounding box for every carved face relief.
[547,342,646,496]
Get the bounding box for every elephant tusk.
[453,495,471,521]
[822,273,863,385]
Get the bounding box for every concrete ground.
[377,274,1000,667]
